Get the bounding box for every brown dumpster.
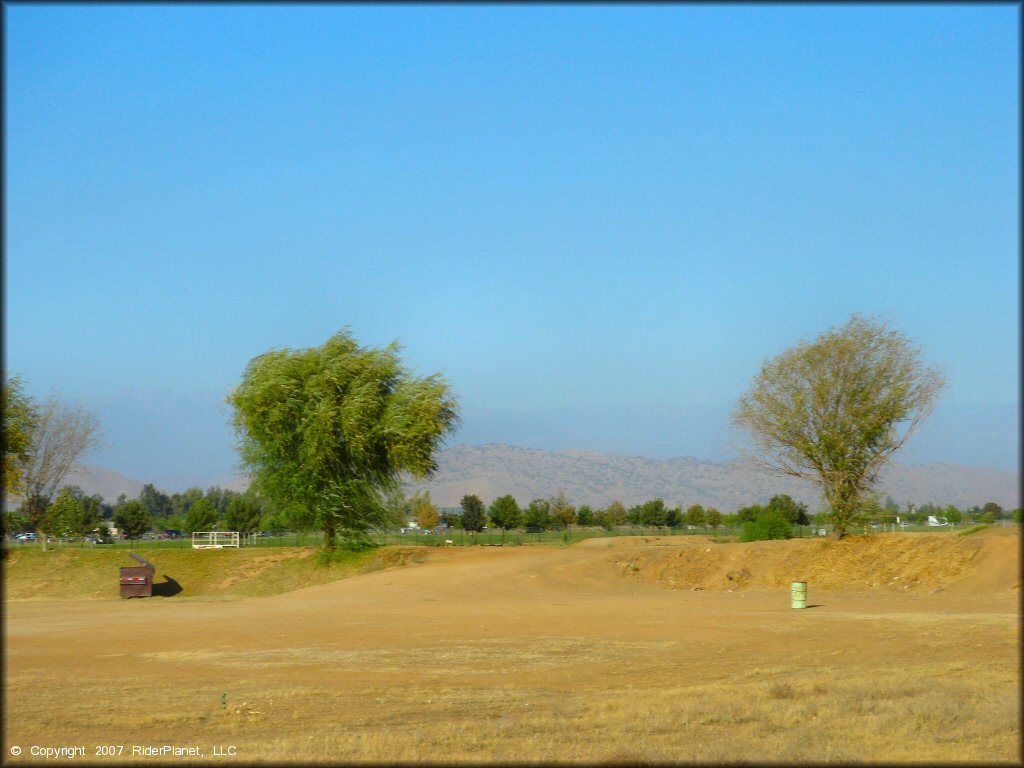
[119,553,156,598]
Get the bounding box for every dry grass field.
[4,528,1020,764]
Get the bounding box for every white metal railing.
[191,531,240,549]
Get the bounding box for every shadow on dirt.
[152,576,183,597]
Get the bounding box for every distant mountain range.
[74,395,1017,492]
[405,444,1020,511]
[46,443,1019,513]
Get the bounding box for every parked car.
[15,532,37,541]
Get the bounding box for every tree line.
[2,481,277,543]
[3,474,1017,546]
[5,317,1020,551]
[391,490,1019,543]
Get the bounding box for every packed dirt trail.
[4,529,1020,763]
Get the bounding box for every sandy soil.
[4,529,1020,764]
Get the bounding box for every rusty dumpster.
[119,552,156,598]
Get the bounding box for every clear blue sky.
[5,5,1019,486]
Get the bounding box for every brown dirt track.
[4,528,1020,764]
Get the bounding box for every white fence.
[191,531,240,549]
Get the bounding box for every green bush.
[739,509,793,542]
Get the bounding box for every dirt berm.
[586,526,1019,594]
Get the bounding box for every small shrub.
[740,509,793,542]
[768,682,798,700]
[955,524,990,537]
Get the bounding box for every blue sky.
[5,5,1019,487]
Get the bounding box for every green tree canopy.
[981,502,1004,520]
[524,498,551,531]
[114,500,150,541]
[411,491,440,532]
[50,486,103,538]
[488,495,522,531]
[637,499,664,527]
[735,504,762,524]
[228,329,458,549]
[549,491,577,530]
[733,314,945,539]
[2,375,39,498]
[140,484,172,520]
[684,504,706,528]
[604,501,627,527]
[171,488,204,519]
[765,494,810,526]
[185,497,218,533]
[740,508,793,542]
[47,488,85,539]
[224,494,264,534]
[460,494,487,532]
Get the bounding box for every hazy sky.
[5,5,1019,486]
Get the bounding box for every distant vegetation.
[4,476,1020,546]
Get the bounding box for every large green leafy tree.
[733,315,945,539]
[2,375,39,498]
[228,329,459,549]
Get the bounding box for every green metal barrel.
[790,581,807,609]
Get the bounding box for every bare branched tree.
[21,394,102,551]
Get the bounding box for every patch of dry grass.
[6,648,1017,763]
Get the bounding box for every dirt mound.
[609,528,1020,594]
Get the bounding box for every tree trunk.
[322,517,336,550]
